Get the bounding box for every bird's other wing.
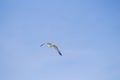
[53,45,62,56]
[40,43,45,47]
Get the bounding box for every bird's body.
[40,42,62,56]
[47,43,53,47]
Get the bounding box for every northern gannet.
[40,42,62,56]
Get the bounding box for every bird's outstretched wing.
[40,43,45,47]
[40,42,62,56]
[53,45,62,56]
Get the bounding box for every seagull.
[40,42,62,56]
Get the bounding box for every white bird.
[40,42,62,56]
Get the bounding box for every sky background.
[0,0,120,80]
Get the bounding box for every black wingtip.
[40,43,45,47]
[59,54,62,56]
[58,52,62,56]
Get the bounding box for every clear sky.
[0,0,120,80]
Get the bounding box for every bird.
[40,42,62,56]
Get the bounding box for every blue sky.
[0,0,120,80]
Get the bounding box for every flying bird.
[40,42,62,56]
